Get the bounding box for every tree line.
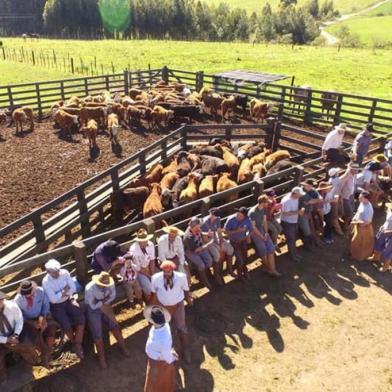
[0,0,339,44]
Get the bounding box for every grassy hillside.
[208,0,381,14]
[364,0,392,15]
[1,38,391,100]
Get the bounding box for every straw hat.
[45,259,61,272]
[317,182,333,192]
[134,228,153,242]
[144,305,171,325]
[334,123,350,132]
[373,154,387,163]
[328,167,341,177]
[162,226,185,236]
[92,271,114,287]
[18,280,37,296]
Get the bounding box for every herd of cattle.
[0,80,276,149]
[118,138,292,220]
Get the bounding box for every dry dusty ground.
[29,212,392,392]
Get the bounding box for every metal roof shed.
[213,70,293,87]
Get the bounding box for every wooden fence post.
[111,190,124,225]
[253,179,265,202]
[70,57,74,74]
[304,90,312,125]
[110,168,120,192]
[73,241,89,286]
[143,218,156,235]
[2,47,5,60]
[293,165,304,185]
[105,75,110,90]
[278,87,286,120]
[32,50,35,66]
[60,81,65,101]
[31,213,47,252]
[200,197,211,216]
[77,190,91,238]
[124,70,129,95]
[333,95,343,126]
[161,66,169,83]
[139,152,146,175]
[225,127,232,141]
[269,119,281,151]
[84,78,89,96]
[35,83,43,120]
[161,139,167,160]
[368,99,377,124]
[7,87,14,109]
[197,71,204,92]
[180,125,187,150]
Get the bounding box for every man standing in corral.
[151,260,193,364]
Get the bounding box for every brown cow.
[217,173,238,202]
[54,109,78,137]
[160,172,179,191]
[80,106,107,127]
[264,150,291,171]
[221,96,237,119]
[121,186,149,213]
[83,119,98,149]
[237,158,253,184]
[179,173,199,204]
[199,175,217,198]
[12,107,34,133]
[162,158,178,176]
[143,183,163,218]
[221,146,240,178]
[152,105,174,128]
[107,113,120,144]
[250,99,274,123]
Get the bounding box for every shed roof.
[214,70,289,85]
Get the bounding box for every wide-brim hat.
[45,258,61,272]
[144,305,171,325]
[92,271,114,287]
[162,226,185,236]
[374,154,387,163]
[328,167,341,177]
[317,182,333,191]
[134,228,153,242]
[291,186,305,196]
[334,123,350,132]
[18,280,37,296]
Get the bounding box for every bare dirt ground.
[30,212,392,392]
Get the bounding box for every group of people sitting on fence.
[1,125,391,389]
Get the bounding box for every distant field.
[364,0,392,15]
[327,15,392,44]
[208,0,381,14]
[1,38,392,100]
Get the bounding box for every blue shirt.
[224,214,253,242]
[354,131,372,156]
[14,287,50,320]
[201,216,222,244]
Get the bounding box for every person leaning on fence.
[14,280,57,368]
[85,272,130,369]
[151,260,193,364]
[157,226,192,285]
[265,189,282,251]
[352,122,373,165]
[201,207,234,282]
[321,123,348,165]
[338,162,360,232]
[0,291,39,384]
[249,195,281,277]
[317,182,339,244]
[350,191,374,261]
[183,217,215,290]
[327,167,344,236]
[298,179,324,250]
[118,253,143,309]
[144,305,177,392]
[91,239,125,278]
[224,207,253,281]
[280,186,305,262]
[369,203,392,272]
[42,259,85,359]
[129,229,157,303]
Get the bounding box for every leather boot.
[213,263,224,286]
[332,218,344,236]
[226,255,236,277]
[198,269,213,290]
[94,339,108,369]
[73,324,85,359]
[111,328,130,357]
[179,333,191,364]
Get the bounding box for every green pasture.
[1,38,392,100]
[327,15,392,44]
[207,0,382,14]
[364,0,392,15]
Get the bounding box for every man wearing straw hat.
[157,226,191,284]
[144,305,176,392]
[85,271,129,369]
[15,280,57,368]
[129,229,157,303]
[317,182,339,244]
[42,259,85,359]
[321,123,350,165]
[0,290,39,383]
[151,260,192,364]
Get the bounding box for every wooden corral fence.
[0,130,388,296]
[0,122,284,267]
[0,66,391,133]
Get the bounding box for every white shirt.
[157,235,185,266]
[356,170,375,187]
[84,281,116,310]
[129,241,155,270]
[281,194,299,224]
[0,300,24,343]
[151,271,189,306]
[145,323,176,364]
[119,258,138,282]
[329,176,341,197]
[382,210,392,231]
[42,269,76,304]
[353,202,374,223]
[322,129,344,151]
[322,191,334,215]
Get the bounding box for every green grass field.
[364,0,392,15]
[1,38,392,100]
[327,15,392,44]
[208,0,380,14]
